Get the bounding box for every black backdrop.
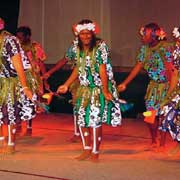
[0,0,19,34]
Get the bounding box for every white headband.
[73,21,99,36]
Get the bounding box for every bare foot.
[75,150,91,161]
[89,153,99,163]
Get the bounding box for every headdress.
[72,21,99,36]
[139,25,166,40]
[0,18,5,30]
[172,27,180,39]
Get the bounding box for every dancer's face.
[79,29,93,46]
[16,32,30,44]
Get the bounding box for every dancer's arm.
[57,67,78,94]
[12,53,33,100]
[118,62,143,92]
[43,58,68,79]
[99,64,112,101]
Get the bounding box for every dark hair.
[144,23,160,32]
[77,19,101,51]
[144,22,166,41]
[16,26,31,37]
[78,19,93,25]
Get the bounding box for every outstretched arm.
[118,61,143,92]
[99,64,112,101]
[57,67,78,94]
[43,58,68,79]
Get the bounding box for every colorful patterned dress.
[65,39,122,128]
[160,42,180,142]
[21,41,46,95]
[0,31,36,125]
[137,41,174,115]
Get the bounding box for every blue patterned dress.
[65,39,122,128]
[137,41,174,115]
[0,31,36,125]
[160,42,180,142]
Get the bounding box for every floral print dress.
[0,32,36,125]
[66,39,122,128]
[160,42,180,142]
[136,41,174,115]
[21,41,46,95]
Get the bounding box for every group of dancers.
[0,17,180,162]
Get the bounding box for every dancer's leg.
[69,113,80,142]
[6,124,16,153]
[90,126,102,162]
[25,119,32,136]
[76,126,91,160]
[147,117,159,148]
[0,125,4,141]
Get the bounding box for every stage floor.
[0,113,180,180]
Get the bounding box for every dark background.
[0,0,19,34]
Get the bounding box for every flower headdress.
[155,28,166,40]
[0,18,5,30]
[172,27,180,39]
[139,27,145,36]
[72,22,99,36]
[139,26,166,40]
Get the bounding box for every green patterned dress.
[65,39,122,128]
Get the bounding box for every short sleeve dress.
[136,41,174,115]
[21,41,46,95]
[66,40,122,128]
[0,31,36,125]
[160,41,180,142]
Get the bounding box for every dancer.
[159,26,180,155]
[16,26,48,135]
[16,26,48,104]
[57,19,122,162]
[118,23,177,150]
[0,18,36,153]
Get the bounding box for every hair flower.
[156,28,166,40]
[172,27,180,39]
[139,27,145,36]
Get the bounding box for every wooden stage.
[0,113,180,180]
